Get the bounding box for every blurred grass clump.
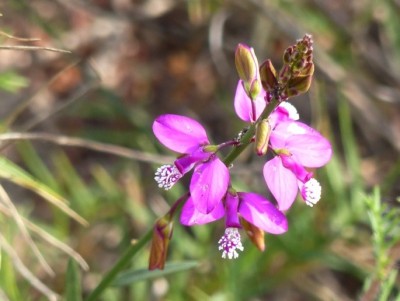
[0,0,399,300]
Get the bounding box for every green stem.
[85,228,153,301]
[223,97,280,166]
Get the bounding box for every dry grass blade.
[0,185,54,276]
[0,157,88,226]
[0,132,173,164]
[0,45,70,53]
[0,202,89,271]
[0,233,59,301]
[0,31,41,42]
[0,289,10,301]
[20,79,100,131]
[3,60,81,129]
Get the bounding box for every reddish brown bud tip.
[284,73,313,98]
[240,217,265,252]
[259,59,278,92]
[148,215,174,270]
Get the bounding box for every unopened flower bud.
[301,61,314,77]
[255,119,271,156]
[259,59,278,92]
[278,64,290,84]
[284,73,313,98]
[148,214,174,270]
[247,79,262,101]
[283,47,293,64]
[240,217,265,251]
[235,44,261,100]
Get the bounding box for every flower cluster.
[149,35,332,268]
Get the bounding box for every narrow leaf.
[112,261,198,287]
[65,259,82,301]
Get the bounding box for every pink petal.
[234,80,266,122]
[270,121,332,168]
[225,192,241,228]
[280,155,312,183]
[153,114,209,153]
[190,158,229,214]
[286,134,332,168]
[268,104,292,129]
[174,147,210,174]
[271,120,319,142]
[263,157,298,211]
[238,192,288,234]
[269,120,296,149]
[180,197,224,225]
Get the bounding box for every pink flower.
[180,190,288,259]
[153,114,229,214]
[233,81,332,210]
[264,120,332,210]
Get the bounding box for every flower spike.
[150,35,332,268]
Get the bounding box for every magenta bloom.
[153,114,229,214]
[233,81,332,210]
[180,191,288,259]
[264,120,332,210]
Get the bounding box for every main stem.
[223,97,280,166]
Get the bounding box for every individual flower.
[153,114,229,214]
[233,79,330,210]
[180,190,288,259]
[263,120,332,210]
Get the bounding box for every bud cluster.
[260,34,314,101]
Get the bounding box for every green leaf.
[52,151,96,216]
[16,141,59,191]
[0,71,29,93]
[112,261,199,287]
[0,157,87,225]
[65,259,82,301]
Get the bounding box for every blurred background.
[0,0,400,300]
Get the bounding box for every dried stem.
[0,31,41,41]
[0,233,59,301]
[3,60,81,129]
[0,202,89,271]
[0,132,173,164]
[0,185,54,276]
[0,45,70,53]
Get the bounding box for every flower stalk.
[223,96,280,166]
